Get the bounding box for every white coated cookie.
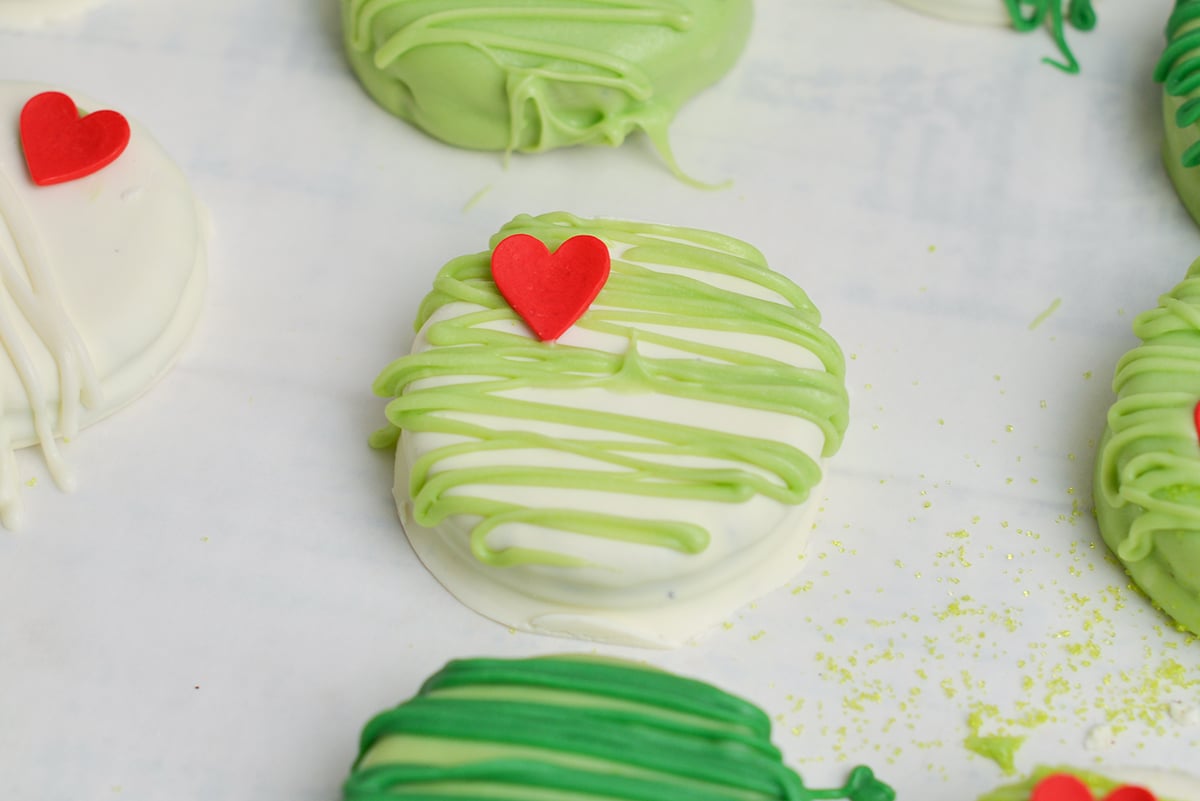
[0,83,207,527]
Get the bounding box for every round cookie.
[340,1,752,178]
[0,83,207,528]
[1094,259,1200,637]
[890,0,1096,73]
[372,212,849,647]
[344,655,895,801]
[1155,0,1200,226]
[980,766,1200,801]
[0,0,104,26]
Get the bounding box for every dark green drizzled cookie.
[344,656,896,801]
[1156,0,1200,225]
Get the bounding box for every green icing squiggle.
[372,212,848,569]
[344,656,896,801]
[1002,0,1095,74]
[1094,258,1200,636]
[340,1,751,182]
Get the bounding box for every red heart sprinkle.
[1193,399,1200,443]
[1103,786,1156,801]
[1032,774,1098,801]
[19,91,131,187]
[491,233,611,342]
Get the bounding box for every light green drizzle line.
[372,212,849,569]
[1004,0,1096,74]
[344,656,896,801]
[1027,298,1061,331]
[1157,0,1200,168]
[341,1,751,184]
[1094,257,1200,636]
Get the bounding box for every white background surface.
[2,1,1199,799]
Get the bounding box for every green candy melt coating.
[344,656,896,801]
[371,211,849,571]
[1156,0,1200,225]
[340,0,751,178]
[1094,257,1200,637]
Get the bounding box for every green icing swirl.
[1094,258,1200,636]
[339,0,751,182]
[344,656,896,801]
[1155,1,1200,224]
[1002,0,1095,74]
[371,212,849,569]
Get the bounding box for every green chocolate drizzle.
[340,1,751,183]
[1094,258,1200,636]
[1004,0,1095,74]
[344,656,895,801]
[371,212,849,569]
[1157,0,1200,168]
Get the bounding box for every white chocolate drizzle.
[0,168,101,528]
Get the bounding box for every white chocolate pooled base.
[392,238,838,649]
[890,0,1011,26]
[0,0,104,26]
[0,82,207,527]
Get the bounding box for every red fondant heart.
[1194,399,1200,443]
[1103,786,1156,801]
[19,91,131,187]
[491,233,611,341]
[1032,774,1098,801]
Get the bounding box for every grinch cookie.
[0,84,207,527]
[345,656,895,801]
[1094,259,1200,636]
[372,212,849,647]
[891,0,1097,73]
[340,0,752,179]
[980,766,1200,801]
[1156,0,1200,226]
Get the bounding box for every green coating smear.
[371,211,849,569]
[1095,257,1200,637]
[340,0,751,184]
[1004,0,1096,74]
[1156,0,1200,225]
[978,766,1181,801]
[965,705,1024,775]
[344,656,896,801]
[963,733,1024,775]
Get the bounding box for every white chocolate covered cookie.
[0,83,207,527]
[372,213,849,648]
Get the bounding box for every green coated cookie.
[341,0,751,175]
[1094,259,1200,637]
